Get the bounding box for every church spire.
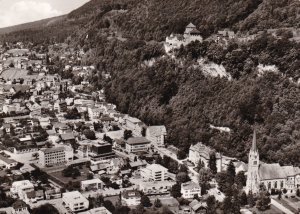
[251,130,257,152]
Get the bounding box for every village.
[0,25,299,214]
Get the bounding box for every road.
[271,199,295,214]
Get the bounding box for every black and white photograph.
[0,0,299,214]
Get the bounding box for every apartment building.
[39,146,69,167]
[10,180,34,200]
[140,164,168,181]
[181,181,201,199]
[125,137,150,154]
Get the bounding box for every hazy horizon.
[0,0,90,28]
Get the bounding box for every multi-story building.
[140,164,168,181]
[124,116,146,136]
[181,181,201,199]
[146,125,167,147]
[89,142,115,161]
[81,179,104,191]
[121,190,141,206]
[188,142,222,172]
[11,180,34,200]
[62,191,89,212]
[0,154,18,169]
[125,137,150,154]
[39,146,72,167]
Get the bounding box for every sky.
[0,0,90,28]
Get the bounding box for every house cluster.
[0,44,209,214]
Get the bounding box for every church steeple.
[246,130,260,194]
[251,130,257,152]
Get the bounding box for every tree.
[103,200,115,213]
[240,191,248,206]
[247,191,255,207]
[84,129,96,140]
[176,172,189,184]
[177,150,186,160]
[199,168,212,195]
[227,161,236,182]
[32,203,59,214]
[235,171,247,189]
[124,130,132,140]
[206,195,216,214]
[197,160,205,171]
[133,204,144,214]
[154,198,162,208]
[256,190,271,211]
[170,183,181,198]
[208,152,217,174]
[141,195,151,207]
[297,189,300,197]
[32,153,39,160]
[222,196,233,214]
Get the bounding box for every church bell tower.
[246,130,260,194]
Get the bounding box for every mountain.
[0,16,66,35]
[1,0,300,166]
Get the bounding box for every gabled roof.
[126,137,150,145]
[259,163,288,180]
[186,23,196,28]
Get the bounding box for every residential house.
[62,191,89,212]
[146,125,167,147]
[0,154,18,169]
[24,190,44,204]
[181,181,201,199]
[12,200,29,214]
[189,200,207,214]
[121,190,141,206]
[11,180,34,200]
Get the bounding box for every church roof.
[259,163,295,180]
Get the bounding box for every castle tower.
[246,130,260,194]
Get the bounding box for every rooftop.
[126,137,150,145]
[63,191,88,203]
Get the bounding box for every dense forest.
[1,0,300,166]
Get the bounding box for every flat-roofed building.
[146,125,167,147]
[125,137,150,153]
[181,181,201,199]
[81,179,104,191]
[138,180,175,195]
[62,191,89,212]
[140,164,168,181]
[39,147,67,167]
[78,207,112,214]
[0,154,18,169]
[89,142,115,161]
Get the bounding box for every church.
[246,131,300,194]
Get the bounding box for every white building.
[11,180,34,200]
[78,207,112,214]
[188,142,222,172]
[140,164,168,181]
[121,190,141,206]
[124,115,145,136]
[146,125,167,147]
[138,180,175,195]
[125,137,150,153]
[81,179,104,191]
[181,181,201,199]
[39,146,73,167]
[62,191,89,212]
[0,154,18,169]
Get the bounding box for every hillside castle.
[164,23,203,53]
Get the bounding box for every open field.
[0,68,28,80]
[46,165,90,186]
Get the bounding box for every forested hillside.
[1,0,300,166]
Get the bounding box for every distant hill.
[0,15,66,35]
